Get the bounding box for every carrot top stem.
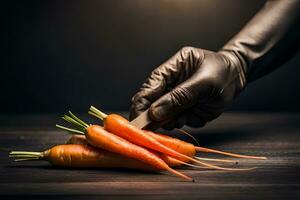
[62,115,87,131]
[9,151,44,162]
[88,111,101,120]
[55,124,85,135]
[68,111,89,127]
[89,106,107,120]
[56,112,89,134]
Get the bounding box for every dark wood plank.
[0,113,300,199]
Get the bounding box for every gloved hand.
[130,0,300,130]
[130,47,246,129]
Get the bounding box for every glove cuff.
[220,0,300,82]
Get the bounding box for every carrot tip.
[167,167,194,182]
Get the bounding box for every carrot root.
[174,160,210,169]
[194,156,238,164]
[195,146,267,160]
[189,157,254,171]
[166,149,248,171]
[175,128,200,147]
[175,128,266,160]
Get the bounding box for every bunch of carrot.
[9,106,267,182]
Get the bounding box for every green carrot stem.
[62,115,86,131]
[68,111,89,128]
[88,111,102,120]
[9,155,38,158]
[89,106,107,120]
[58,111,90,135]
[14,158,40,162]
[56,124,84,135]
[9,151,42,156]
[62,117,85,132]
[9,151,43,162]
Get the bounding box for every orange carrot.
[9,144,154,171]
[56,113,194,181]
[67,135,87,145]
[86,125,193,181]
[66,135,203,168]
[88,106,250,170]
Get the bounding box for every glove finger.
[150,47,203,88]
[129,94,152,120]
[130,47,203,120]
[129,57,176,120]
[148,71,213,122]
[149,52,222,122]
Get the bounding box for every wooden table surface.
[0,112,300,199]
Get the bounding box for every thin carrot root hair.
[194,156,238,164]
[195,146,267,160]
[175,129,239,164]
[176,128,266,160]
[171,157,214,169]
[189,157,255,171]
[175,128,201,147]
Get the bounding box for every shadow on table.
[5,164,159,174]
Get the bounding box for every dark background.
[2,0,300,114]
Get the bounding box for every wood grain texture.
[0,113,300,199]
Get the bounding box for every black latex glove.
[130,48,245,129]
[130,0,300,129]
